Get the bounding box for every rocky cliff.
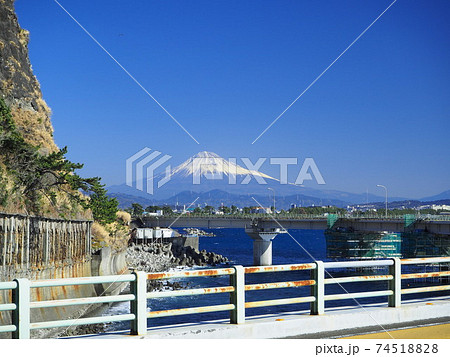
[0,0,93,218]
[0,0,57,153]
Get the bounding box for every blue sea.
[104,228,447,331]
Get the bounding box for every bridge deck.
[141,215,450,235]
[67,296,450,339]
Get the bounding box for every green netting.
[325,231,402,260]
[404,214,416,228]
[401,232,449,258]
[327,214,339,229]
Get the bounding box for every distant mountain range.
[109,189,348,210]
[107,151,450,209]
[109,190,450,210]
[419,190,450,202]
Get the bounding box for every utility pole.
[376,184,388,218]
[268,188,276,214]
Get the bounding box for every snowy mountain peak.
[171,151,275,180]
[192,151,221,159]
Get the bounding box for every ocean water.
[104,228,447,331]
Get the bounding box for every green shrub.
[0,97,117,219]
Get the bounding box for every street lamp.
[376,184,388,218]
[268,188,276,214]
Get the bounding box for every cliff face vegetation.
[0,0,56,153]
[0,0,82,217]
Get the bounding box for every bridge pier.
[245,222,287,265]
[251,237,273,266]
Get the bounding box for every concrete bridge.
[138,214,450,265]
[140,214,450,235]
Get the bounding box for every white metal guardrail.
[0,257,449,338]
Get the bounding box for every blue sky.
[14,0,450,198]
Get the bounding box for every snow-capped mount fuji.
[170,151,275,180]
[108,151,284,201]
[107,151,402,206]
[146,151,280,198]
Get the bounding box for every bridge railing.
[145,267,237,324]
[0,256,449,338]
[143,213,450,221]
[242,264,317,315]
[0,275,137,338]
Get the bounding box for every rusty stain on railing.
[401,257,450,265]
[147,304,235,318]
[245,280,315,291]
[147,268,235,280]
[401,271,450,280]
[244,263,316,274]
[147,286,235,299]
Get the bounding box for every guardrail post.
[12,278,30,339]
[311,261,324,315]
[388,257,401,307]
[230,265,245,324]
[130,271,147,335]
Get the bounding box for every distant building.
[172,204,185,212]
[143,210,163,217]
[418,204,450,211]
[135,227,176,240]
[431,204,450,211]
[250,207,272,214]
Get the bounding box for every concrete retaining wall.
[0,213,91,267]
